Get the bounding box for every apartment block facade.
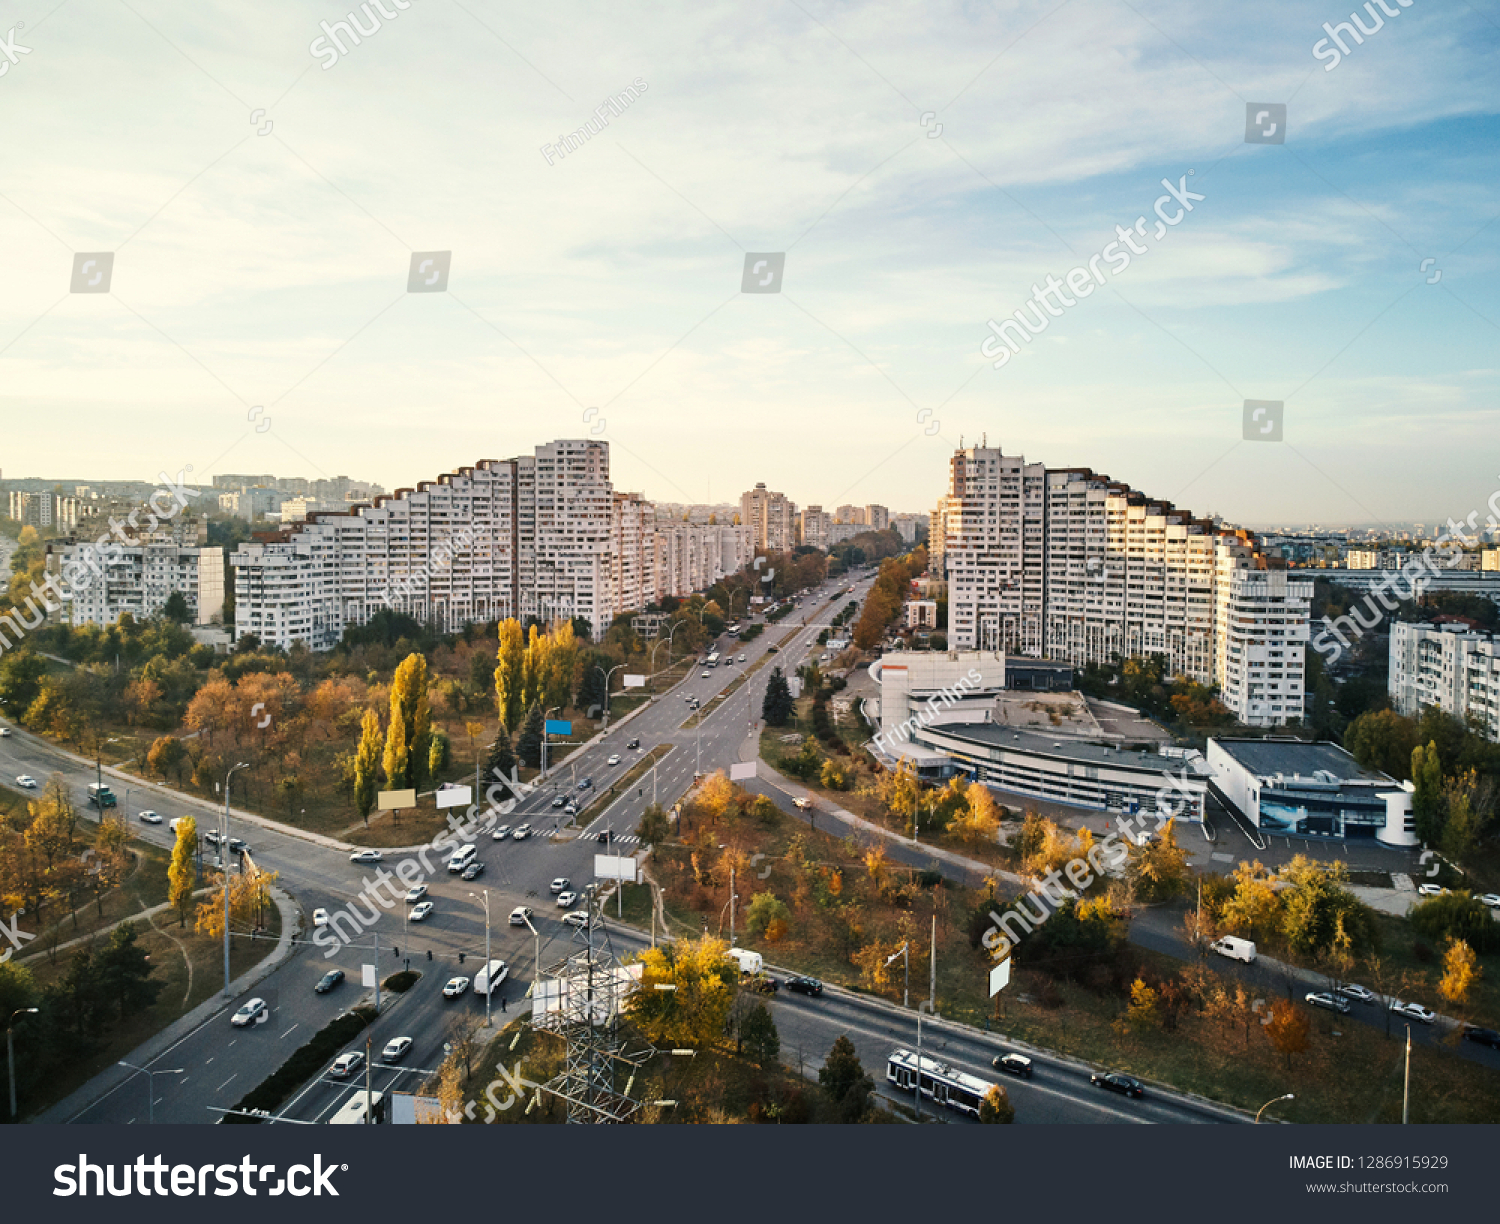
[933,445,1310,726]
[740,483,798,553]
[1389,621,1500,741]
[48,542,225,627]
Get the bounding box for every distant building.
[7,492,81,530]
[47,542,225,627]
[1389,621,1500,742]
[866,505,890,531]
[905,599,938,629]
[739,483,798,554]
[800,506,832,551]
[219,488,287,521]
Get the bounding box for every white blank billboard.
[594,853,640,883]
[436,785,473,809]
[729,761,757,781]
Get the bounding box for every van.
[1210,936,1257,964]
[446,844,478,873]
[726,947,763,975]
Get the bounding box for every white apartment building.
[866,504,890,532]
[935,445,1310,727]
[49,542,224,627]
[1483,549,1500,572]
[801,506,832,551]
[8,492,82,529]
[740,483,798,554]
[892,513,926,545]
[1389,621,1500,741]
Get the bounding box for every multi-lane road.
[14,572,1245,1124]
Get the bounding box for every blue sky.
[1,0,1496,530]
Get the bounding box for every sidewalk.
[34,884,302,1124]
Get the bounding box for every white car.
[492,824,512,841]
[1389,1000,1437,1024]
[562,911,598,930]
[230,997,267,1028]
[329,1052,364,1078]
[313,908,329,927]
[550,877,570,894]
[556,891,578,908]
[607,754,621,766]
[737,654,746,662]
[1335,983,1376,1004]
[1417,883,1447,897]
[512,824,531,841]
[701,671,711,679]
[349,849,383,864]
[793,797,813,810]
[403,884,427,904]
[408,901,434,922]
[381,1036,413,1062]
[138,810,162,824]
[443,976,470,998]
[14,775,36,788]
[509,906,533,926]
[1477,893,1500,909]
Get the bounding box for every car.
[564,802,579,816]
[1305,991,1351,1014]
[1335,983,1376,1004]
[557,891,578,907]
[701,671,710,678]
[767,645,778,653]
[349,849,383,864]
[381,1036,413,1062]
[408,901,434,922]
[204,830,223,846]
[14,775,36,788]
[315,969,345,994]
[793,797,813,810]
[329,1052,365,1079]
[512,824,532,840]
[737,654,746,663]
[1462,1024,1500,1049]
[509,906,533,926]
[403,884,427,904]
[1091,1071,1144,1098]
[1417,882,1447,897]
[552,795,567,808]
[1389,1000,1437,1024]
[0,727,9,736]
[626,738,640,749]
[461,861,485,880]
[1477,893,1500,909]
[313,908,329,927]
[138,810,162,824]
[579,777,594,790]
[492,824,513,840]
[443,976,471,998]
[230,840,251,856]
[607,754,621,766]
[562,910,599,930]
[993,1053,1034,1080]
[550,877,570,894]
[230,997,267,1027]
[785,976,823,997]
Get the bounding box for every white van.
[1210,936,1257,964]
[446,844,478,873]
[726,947,763,975]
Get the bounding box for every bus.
[473,958,509,996]
[328,1089,385,1125]
[725,622,741,636]
[885,1049,998,1119]
[705,650,720,668]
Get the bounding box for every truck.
[1210,936,1257,964]
[87,783,117,809]
[726,947,763,975]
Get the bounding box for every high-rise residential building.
[892,512,927,545]
[934,444,1311,727]
[1390,622,1500,741]
[740,483,798,554]
[7,491,81,529]
[834,504,865,525]
[801,505,832,551]
[46,542,225,627]
[866,504,890,531]
[1483,549,1500,572]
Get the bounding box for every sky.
[1,0,1497,532]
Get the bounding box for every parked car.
[785,976,823,997]
[1477,893,1500,909]
[230,997,267,1027]
[403,884,427,904]
[1389,1000,1437,1024]
[315,969,345,994]
[1462,1024,1500,1049]
[512,824,532,841]
[350,849,383,864]
[550,877,570,894]
[408,901,434,922]
[993,1053,1034,1080]
[1305,991,1351,1014]
[607,754,621,766]
[229,839,250,856]
[329,1052,364,1079]
[138,810,162,824]
[562,911,599,930]
[1335,983,1376,1004]
[443,976,470,998]
[381,1036,413,1062]
[461,862,485,880]
[313,908,329,927]
[492,824,513,840]
[1090,1071,1144,1098]
[14,775,36,788]
[1417,883,1447,897]
[509,906,533,926]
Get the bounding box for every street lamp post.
[1255,1092,1295,1123]
[521,912,541,997]
[470,889,492,1028]
[594,664,625,728]
[223,762,250,999]
[6,1008,38,1118]
[541,706,560,779]
[118,1061,183,1125]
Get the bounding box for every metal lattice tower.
[533,903,653,1124]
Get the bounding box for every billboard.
[988,957,1012,997]
[544,719,572,736]
[378,789,416,810]
[729,761,757,781]
[623,674,646,688]
[594,853,640,883]
[436,784,472,809]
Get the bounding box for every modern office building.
[932,444,1310,726]
[1389,621,1500,741]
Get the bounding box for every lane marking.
[217,1073,237,1092]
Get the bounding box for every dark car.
[1463,1024,1500,1050]
[1091,1071,1144,1098]
[596,829,611,844]
[626,738,640,750]
[460,861,486,880]
[315,969,345,994]
[993,1053,1033,1080]
[578,777,593,790]
[785,976,823,997]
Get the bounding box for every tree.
[1411,741,1445,843]
[161,591,191,623]
[636,803,670,846]
[386,653,431,790]
[818,1035,873,1122]
[1121,977,1161,1034]
[744,891,791,939]
[978,1084,1015,1123]
[146,734,187,785]
[1409,892,1499,953]
[1344,709,1419,779]
[95,922,163,1020]
[762,667,794,727]
[353,708,382,826]
[1124,819,1190,901]
[516,704,544,770]
[381,708,409,796]
[91,816,133,916]
[1439,938,1480,1009]
[428,729,451,778]
[494,619,526,731]
[951,780,1001,844]
[1264,999,1310,1070]
[485,727,517,785]
[168,815,197,927]
[881,759,921,832]
[740,1001,780,1066]
[1278,856,1376,960]
[627,937,737,1048]
[820,759,849,791]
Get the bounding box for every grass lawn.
[16,901,284,1120]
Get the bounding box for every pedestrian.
[500,993,507,1013]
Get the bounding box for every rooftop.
[1209,737,1392,784]
[922,722,1207,775]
